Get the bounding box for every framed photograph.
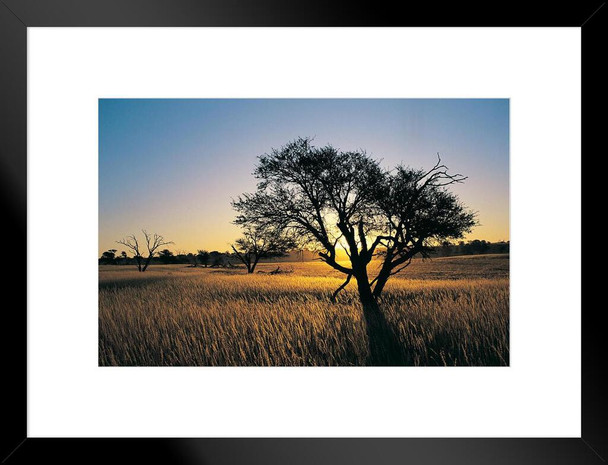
[97,97,509,369]
[2,1,604,463]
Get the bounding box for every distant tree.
[172,249,188,264]
[440,240,453,257]
[116,250,128,265]
[158,249,175,264]
[196,250,210,267]
[209,251,224,268]
[117,230,173,272]
[100,249,118,265]
[497,241,509,254]
[186,253,197,267]
[117,235,143,270]
[231,225,296,273]
[480,240,489,254]
[233,138,476,364]
[462,239,489,255]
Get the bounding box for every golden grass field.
[99,254,509,366]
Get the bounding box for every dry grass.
[99,255,509,366]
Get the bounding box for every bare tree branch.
[117,231,173,272]
[331,274,352,303]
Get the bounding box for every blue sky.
[99,99,509,255]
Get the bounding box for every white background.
[28,28,581,437]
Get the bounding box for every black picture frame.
[1,1,604,463]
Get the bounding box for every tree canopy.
[232,138,477,364]
[232,137,477,301]
[231,224,296,273]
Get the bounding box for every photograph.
[98,98,509,367]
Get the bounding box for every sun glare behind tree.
[232,138,477,364]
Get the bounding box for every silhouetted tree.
[233,138,476,364]
[470,239,489,254]
[440,240,453,257]
[186,253,197,267]
[117,230,173,272]
[209,251,225,268]
[231,225,296,273]
[173,249,188,264]
[497,241,509,253]
[196,250,210,267]
[158,249,175,264]
[100,249,118,265]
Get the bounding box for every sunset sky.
[99,99,509,256]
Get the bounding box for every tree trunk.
[372,267,391,298]
[248,254,261,274]
[142,256,153,272]
[355,272,405,366]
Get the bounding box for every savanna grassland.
[99,254,509,366]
